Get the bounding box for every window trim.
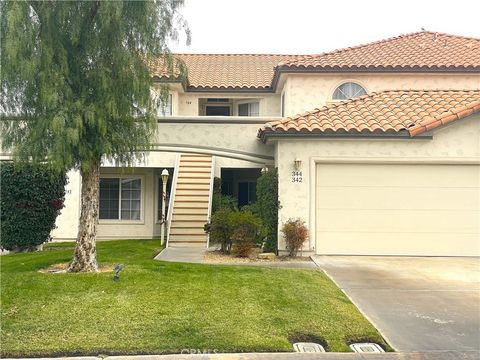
[330,80,368,102]
[98,174,145,225]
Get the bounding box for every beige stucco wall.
[51,169,81,241]
[95,167,161,239]
[275,114,480,252]
[282,73,480,116]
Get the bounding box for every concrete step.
[170,227,206,235]
[168,241,207,248]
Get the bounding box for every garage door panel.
[317,164,479,188]
[315,163,480,256]
[317,209,479,233]
[316,187,479,211]
[316,231,480,256]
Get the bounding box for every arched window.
[332,82,367,100]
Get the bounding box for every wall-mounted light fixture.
[294,158,302,171]
[261,166,268,175]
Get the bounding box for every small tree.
[1,1,189,271]
[256,168,280,253]
[281,218,309,257]
[1,163,67,251]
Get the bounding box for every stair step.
[175,189,210,195]
[177,179,211,185]
[170,220,207,227]
[168,242,206,248]
[178,174,211,179]
[175,195,210,202]
[178,167,212,173]
[169,234,208,242]
[173,208,209,215]
[172,214,209,221]
[180,156,212,162]
[170,227,206,235]
[177,183,210,190]
[178,164,212,168]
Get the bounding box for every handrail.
[165,153,180,247]
[206,156,216,249]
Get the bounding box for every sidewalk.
[154,247,317,269]
[5,351,479,360]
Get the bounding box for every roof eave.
[270,66,480,92]
[258,130,432,143]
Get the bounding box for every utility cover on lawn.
[293,342,325,353]
[349,343,385,353]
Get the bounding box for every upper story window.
[332,82,367,100]
[281,92,286,117]
[238,102,259,116]
[156,93,172,116]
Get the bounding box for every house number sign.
[292,171,303,183]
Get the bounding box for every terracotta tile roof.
[148,54,303,90]
[259,90,480,140]
[278,32,480,71]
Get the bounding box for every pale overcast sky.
[170,0,480,54]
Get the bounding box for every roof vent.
[349,343,385,353]
[293,342,326,353]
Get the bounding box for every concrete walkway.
[154,247,205,263]
[312,256,480,352]
[154,247,317,268]
[5,351,480,360]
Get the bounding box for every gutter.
[258,130,433,143]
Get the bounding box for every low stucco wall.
[275,114,480,252]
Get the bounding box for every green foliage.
[0,0,189,172]
[0,162,67,251]
[256,168,280,253]
[206,208,265,257]
[206,208,235,253]
[230,210,266,257]
[281,218,309,257]
[211,177,237,214]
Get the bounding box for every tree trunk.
[68,160,100,272]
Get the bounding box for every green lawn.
[1,240,388,356]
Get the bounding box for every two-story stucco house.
[48,31,480,256]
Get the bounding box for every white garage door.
[315,163,480,256]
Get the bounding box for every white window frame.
[98,175,145,224]
[237,101,260,117]
[331,81,368,102]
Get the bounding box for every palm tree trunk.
[68,160,100,272]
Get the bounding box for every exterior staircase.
[167,154,214,248]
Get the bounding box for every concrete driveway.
[312,256,480,352]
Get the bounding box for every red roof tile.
[279,32,480,71]
[148,54,303,90]
[258,90,480,140]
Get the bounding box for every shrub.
[230,210,266,258]
[256,168,280,253]
[281,218,309,257]
[205,208,265,257]
[211,177,237,214]
[0,162,67,251]
[206,208,235,253]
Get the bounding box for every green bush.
[206,208,235,253]
[0,162,67,251]
[256,168,280,253]
[211,177,237,214]
[281,218,309,257]
[205,208,265,257]
[231,210,266,257]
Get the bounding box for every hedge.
[256,168,280,253]
[1,162,67,251]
